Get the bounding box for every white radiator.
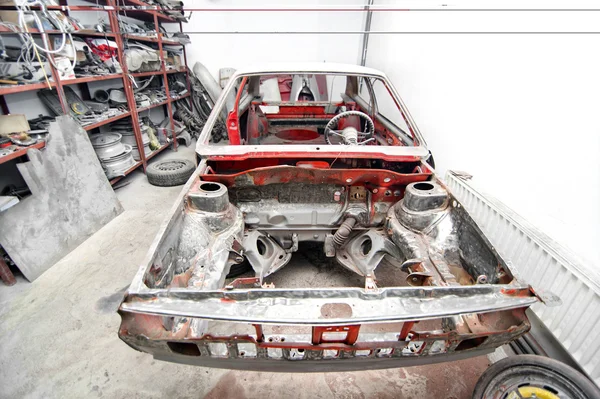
[445,171,600,386]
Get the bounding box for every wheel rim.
[484,369,577,399]
[157,161,186,171]
[514,386,560,399]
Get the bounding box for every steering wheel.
[324,110,375,145]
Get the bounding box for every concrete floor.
[0,142,491,399]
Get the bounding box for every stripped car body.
[118,63,553,371]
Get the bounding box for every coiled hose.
[333,217,356,247]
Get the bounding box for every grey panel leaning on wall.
[0,116,123,281]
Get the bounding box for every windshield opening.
[208,73,416,147]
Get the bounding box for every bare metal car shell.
[118,64,555,371]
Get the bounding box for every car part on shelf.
[124,44,161,72]
[146,159,194,187]
[9,133,36,146]
[72,39,111,76]
[90,132,126,160]
[472,355,600,399]
[38,87,90,118]
[86,38,118,62]
[168,73,188,97]
[93,89,109,103]
[84,101,109,114]
[118,130,151,161]
[27,115,55,131]
[0,61,51,83]
[108,89,127,105]
[101,144,136,179]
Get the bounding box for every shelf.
[83,111,131,131]
[137,99,169,113]
[171,93,190,102]
[145,141,171,162]
[0,0,189,187]
[131,70,164,77]
[109,160,143,185]
[0,26,116,37]
[62,73,124,85]
[0,2,176,22]
[123,34,160,43]
[0,81,55,96]
[162,40,183,46]
[77,0,177,23]
[123,34,182,46]
[0,141,45,166]
[117,0,178,22]
[166,67,187,74]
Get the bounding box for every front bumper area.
[119,285,534,371]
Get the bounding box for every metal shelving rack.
[0,0,193,185]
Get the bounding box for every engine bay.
[142,159,513,293]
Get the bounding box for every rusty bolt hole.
[414,182,434,191]
[200,182,221,192]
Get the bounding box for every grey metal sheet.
[0,116,123,281]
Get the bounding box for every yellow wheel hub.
[507,386,560,399]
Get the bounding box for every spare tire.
[473,355,600,399]
[147,159,195,187]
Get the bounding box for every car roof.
[231,63,387,78]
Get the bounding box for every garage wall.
[174,0,366,79]
[364,2,600,270]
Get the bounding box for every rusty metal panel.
[0,116,123,281]
[445,171,600,386]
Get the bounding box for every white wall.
[365,1,600,269]
[175,0,366,79]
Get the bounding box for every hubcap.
[158,161,185,171]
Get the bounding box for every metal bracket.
[243,230,292,282]
[336,229,402,276]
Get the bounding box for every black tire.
[473,355,600,399]
[226,261,252,279]
[146,159,195,187]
